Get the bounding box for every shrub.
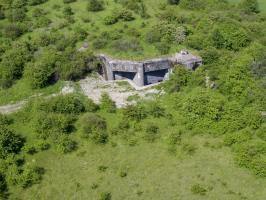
[167,130,182,145]
[118,9,135,21]
[100,93,116,113]
[240,0,259,14]
[84,98,99,112]
[79,113,108,144]
[33,112,74,139]
[56,136,77,153]
[211,23,250,51]
[25,48,58,89]
[0,128,24,159]
[191,184,207,195]
[22,144,37,155]
[99,192,112,200]
[168,0,180,5]
[144,123,159,142]
[224,129,252,146]
[63,6,74,16]
[104,15,118,25]
[87,0,104,12]
[92,38,108,49]
[38,94,86,114]
[35,140,50,151]
[122,105,147,122]
[148,103,165,118]
[164,66,191,93]
[0,173,7,196]
[182,143,197,155]
[3,23,24,39]
[233,141,266,177]
[0,114,12,126]
[18,164,44,188]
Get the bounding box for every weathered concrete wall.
[97,51,202,87]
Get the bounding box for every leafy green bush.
[191,184,207,195]
[38,94,86,114]
[148,103,165,118]
[122,105,147,122]
[104,15,118,25]
[79,113,108,144]
[87,0,104,12]
[233,141,266,177]
[211,23,250,51]
[56,136,77,153]
[17,164,44,188]
[3,23,25,39]
[25,48,58,89]
[0,173,7,197]
[0,114,12,126]
[22,144,37,155]
[100,93,116,113]
[224,129,252,146]
[0,127,24,159]
[240,0,259,14]
[33,112,74,139]
[164,66,191,93]
[99,192,112,200]
[144,123,159,142]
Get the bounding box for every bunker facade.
[98,51,202,87]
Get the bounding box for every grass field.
[7,107,266,200]
[9,136,266,200]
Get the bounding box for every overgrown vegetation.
[0,0,265,199]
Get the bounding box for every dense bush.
[87,0,104,12]
[100,93,116,113]
[211,23,250,51]
[79,113,108,144]
[0,127,24,159]
[25,48,58,89]
[17,164,44,188]
[33,112,74,139]
[122,105,147,122]
[38,94,86,114]
[3,23,25,39]
[0,42,31,88]
[233,141,266,177]
[163,66,191,93]
[0,173,7,196]
[56,136,77,153]
[144,123,159,142]
[240,0,259,14]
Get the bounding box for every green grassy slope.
[9,136,266,200]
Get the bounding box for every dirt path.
[0,77,161,114]
[0,84,75,114]
[79,75,161,108]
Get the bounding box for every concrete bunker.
[97,50,202,87]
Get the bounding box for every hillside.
[0,0,266,199]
